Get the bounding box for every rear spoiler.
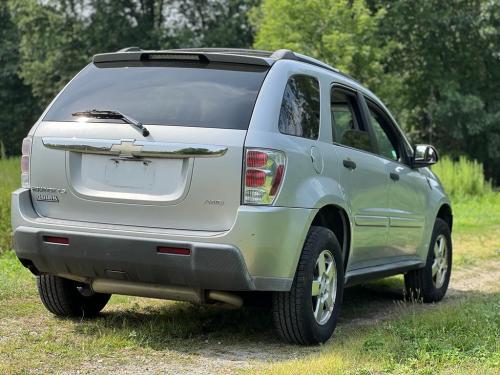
[93,49,273,67]
[92,47,354,81]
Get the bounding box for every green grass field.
[0,157,498,374]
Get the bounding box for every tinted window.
[331,89,372,153]
[368,105,400,161]
[44,62,268,130]
[278,75,320,139]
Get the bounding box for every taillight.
[21,136,32,188]
[243,148,286,205]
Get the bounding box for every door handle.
[390,172,400,181]
[343,159,357,170]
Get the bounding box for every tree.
[85,0,176,51]
[8,0,88,107]
[9,0,260,106]
[174,0,260,48]
[0,1,39,156]
[377,0,500,183]
[253,0,500,183]
[251,0,389,96]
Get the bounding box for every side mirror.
[412,144,439,168]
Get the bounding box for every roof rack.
[269,49,360,82]
[117,46,142,52]
[171,48,342,74]
[95,47,357,83]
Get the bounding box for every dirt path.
[67,260,500,375]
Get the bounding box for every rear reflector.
[157,246,191,256]
[43,236,69,245]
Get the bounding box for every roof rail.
[271,49,339,73]
[274,49,361,84]
[117,47,142,52]
[270,49,296,60]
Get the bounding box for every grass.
[451,193,500,266]
[251,294,500,375]
[0,157,499,373]
[1,252,499,374]
[0,249,278,373]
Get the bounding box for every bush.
[432,156,492,199]
[0,158,20,253]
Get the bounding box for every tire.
[273,226,344,345]
[405,218,452,303]
[37,275,111,318]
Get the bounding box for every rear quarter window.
[44,62,269,130]
[278,75,320,139]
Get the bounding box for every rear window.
[278,75,320,139]
[44,62,269,130]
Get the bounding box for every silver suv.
[12,48,453,345]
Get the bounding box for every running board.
[344,260,424,287]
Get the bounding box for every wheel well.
[311,205,351,269]
[437,204,453,232]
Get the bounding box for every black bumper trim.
[14,227,256,291]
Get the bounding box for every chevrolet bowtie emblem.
[110,140,143,158]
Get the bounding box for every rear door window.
[44,62,269,130]
[330,88,373,153]
[278,75,320,139]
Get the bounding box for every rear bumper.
[12,189,316,292]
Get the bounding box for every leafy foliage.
[174,0,259,48]
[253,0,500,184]
[9,0,89,107]
[0,158,20,253]
[0,2,39,156]
[376,0,500,184]
[251,0,388,93]
[1,0,499,184]
[2,0,259,154]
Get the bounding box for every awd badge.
[31,187,66,203]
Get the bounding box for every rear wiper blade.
[72,109,150,137]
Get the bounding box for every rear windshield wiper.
[72,109,150,137]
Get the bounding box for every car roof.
[92,47,402,143]
[93,47,361,86]
[92,47,389,114]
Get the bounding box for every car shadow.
[74,276,481,362]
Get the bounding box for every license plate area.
[67,152,193,204]
[105,158,155,189]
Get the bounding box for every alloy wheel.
[432,234,449,288]
[311,249,337,325]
